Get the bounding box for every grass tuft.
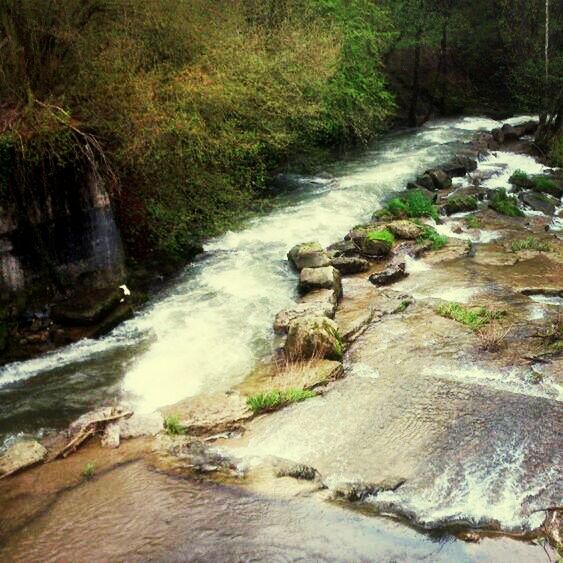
[83,462,96,480]
[164,415,184,436]
[247,388,316,414]
[510,237,551,253]
[436,302,505,330]
[384,191,438,220]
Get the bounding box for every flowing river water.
[0,116,560,561]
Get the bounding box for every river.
[0,115,557,561]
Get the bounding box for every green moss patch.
[383,191,438,221]
[417,225,448,250]
[367,228,395,245]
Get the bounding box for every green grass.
[489,189,524,217]
[83,462,96,480]
[510,237,551,253]
[417,225,448,250]
[465,215,482,229]
[384,191,439,221]
[247,389,316,414]
[510,169,529,183]
[367,228,395,245]
[164,415,184,435]
[436,302,505,330]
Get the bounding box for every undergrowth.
[417,225,448,250]
[489,189,524,217]
[511,237,551,253]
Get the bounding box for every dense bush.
[0,0,394,264]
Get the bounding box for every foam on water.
[479,151,547,191]
[370,441,554,531]
[427,364,563,401]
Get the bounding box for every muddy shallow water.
[0,461,548,562]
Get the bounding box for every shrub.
[164,415,184,435]
[246,388,316,414]
[510,237,551,253]
[511,169,529,182]
[489,189,524,217]
[417,225,448,250]
[436,302,505,330]
[477,322,511,352]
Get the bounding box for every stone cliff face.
[0,146,124,301]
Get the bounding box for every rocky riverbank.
[1,119,561,557]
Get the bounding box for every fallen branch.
[50,410,133,461]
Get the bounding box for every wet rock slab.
[160,392,252,436]
[0,441,47,478]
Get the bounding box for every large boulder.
[299,266,342,300]
[425,169,452,190]
[444,195,478,215]
[331,256,370,275]
[442,155,478,178]
[0,440,47,477]
[285,316,343,361]
[349,230,393,258]
[274,301,336,334]
[501,123,520,142]
[326,239,360,259]
[51,287,123,326]
[288,242,330,271]
[385,220,424,240]
[415,174,435,191]
[519,192,557,216]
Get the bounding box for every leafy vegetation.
[383,191,439,220]
[489,189,524,217]
[164,415,184,436]
[436,302,505,331]
[532,177,559,197]
[465,216,482,229]
[511,237,551,253]
[417,225,448,250]
[246,388,316,414]
[510,170,529,183]
[0,0,395,264]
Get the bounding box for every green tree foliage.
[0,0,394,264]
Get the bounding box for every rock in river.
[331,256,370,275]
[299,266,342,300]
[0,440,47,478]
[288,242,330,271]
[285,316,343,361]
[274,301,336,334]
[369,260,408,286]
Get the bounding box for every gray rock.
[0,440,47,477]
[286,316,343,361]
[369,261,408,286]
[385,220,424,240]
[415,174,435,191]
[288,242,330,271]
[519,192,557,216]
[101,422,120,449]
[427,169,452,190]
[331,256,370,275]
[119,412,164,438]
[349,230,392,258]
[442,155,478,177]
[274,301,336,335]
[299,266,342,300]
[326,240,361,259]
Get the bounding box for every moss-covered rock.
[288,242,331,271]
[444,195,478,215]
[285,316,343,361]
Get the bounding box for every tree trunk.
[409,27,422,127]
